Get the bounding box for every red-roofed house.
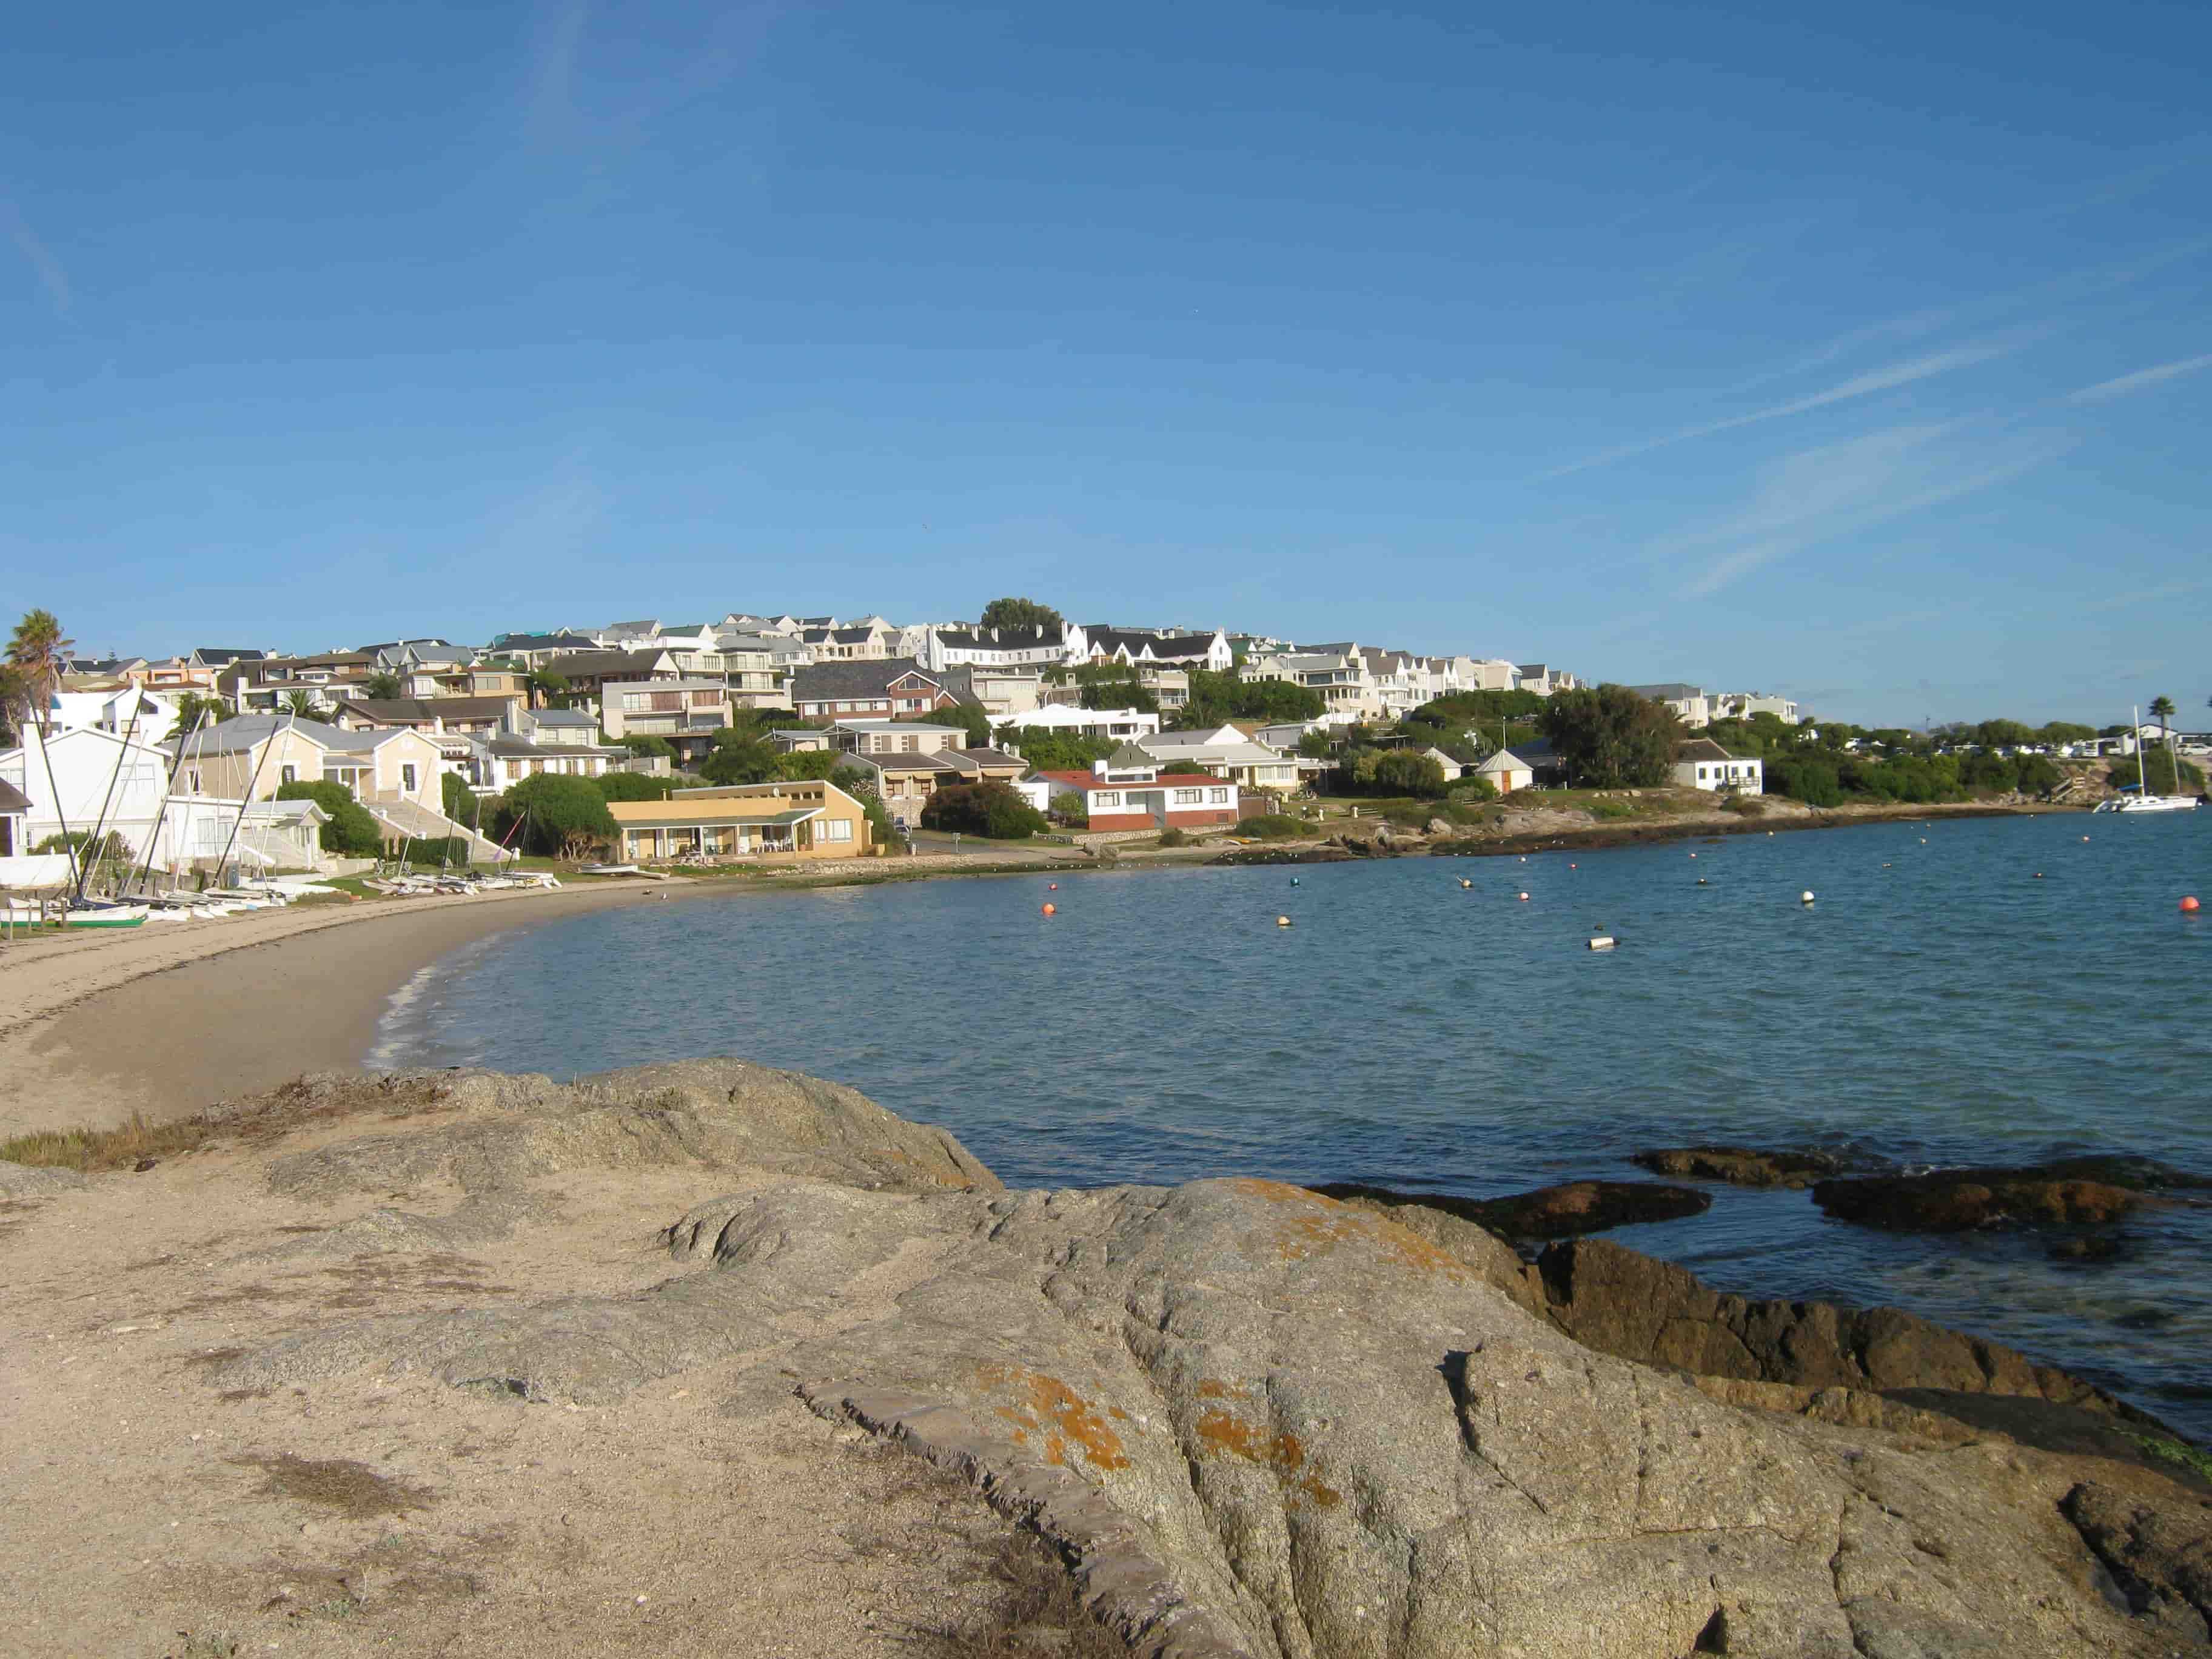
[1034,744,1239,831]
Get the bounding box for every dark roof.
[1677,737,1741,762]
[193,648,266,666]
[790,658,948,702]
[1627,683,1705,702]
[536,649,674,680]
[1084,626,1219,660]
[0,778,31,813]
[487,631,599,653]
[1517,663,1549,677]
[934,625,1067,651]
[530,706,596,726]
[342,696,515,724]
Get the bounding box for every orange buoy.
[1276,914,1293,927]
[1048,882,1058,890]
[1041,903,1056,916]
[2184,896,2202,913]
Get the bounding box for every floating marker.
[1290,877,1300,886]
[1697,877,1708,885]
[2184,896,2202,913]
[1518,891,1530,902]
[1276,914,1293,927]
[1800,890,1815,905]
[1041,903,1056,916]
[1569,862,1577,868]
[1459,877,1472,889]
[1689,853,1697,859]
[1048,882,1058,890]
[1588,935,1616,951]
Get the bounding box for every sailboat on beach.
[2092,705,2199,814]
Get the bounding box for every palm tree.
[7,610,79,886]
[281,690,320,719]
[2147,695,2178,793]
[6,609,73,711]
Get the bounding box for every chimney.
[1092,757,1108,779]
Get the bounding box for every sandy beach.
[0,882,680,1139]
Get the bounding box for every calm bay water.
[375,812,2212,1434]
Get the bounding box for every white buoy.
[1517,891,1529,902]
[1276,915,1292,927]
[1800,890,1815,905]
[1587,935,1616,951]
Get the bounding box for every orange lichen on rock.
[973,1364,1131,1472]
[1195,1379,1252,1401]
[1238,1184,1469,1281]
[1193,1407,1342,1510]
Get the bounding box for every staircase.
[363,796,514,864]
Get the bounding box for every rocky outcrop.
[265,1057,999,1202]
[1315,1178,1709,1241]
[2064,1482,2212,1641]
[1532,1237,2142,1415]
[1812,1165,2154,1232]
[1632,1145,1859,1188]
[201,1064,2207,1657]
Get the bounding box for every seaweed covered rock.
[1632,1144,1858,1188]
[1813,1167,2146,1232]
[1313,1178,1710,1242]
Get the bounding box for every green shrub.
[1719,793,1767,816]
[920,780,1048,840]
[35,829,130,860]
[1238,814,1307,840]
[1586,799,1637,821]
[1156,826,1189,847]
[276,779,383,854]
[595,771,675,802]
[392,835,476,868]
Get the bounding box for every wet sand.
[0,882,679,1139]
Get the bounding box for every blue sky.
[4,0,2208,725]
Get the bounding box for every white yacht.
[2091,705,2199,813]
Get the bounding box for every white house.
[1135,726,1302,794]
[1626,683,1713,729]
[1416,746,1465,782]
[50,688,182,746]
[1672,738,1763,794]
[0,726,176,863]
[995,705,1162,743]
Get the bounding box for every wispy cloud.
[1651,418,2073,596]
[1539,334,2032,480]
[3,202,72,317]
[2066,350,2212,404]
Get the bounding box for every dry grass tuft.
[0,1074,458,1172]
[922,1524,1126,1659]
[229,1453,436,1520]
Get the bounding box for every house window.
[623,692,648,712]
[188,769,200,793]
[1173,788,1202,805]
[1209,788,1229,804]
[280,764,297,785]
[819,819,853,842]
[1095,792,1120,808]
[403,763,418,793]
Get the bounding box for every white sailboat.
[2091,705,2198,813]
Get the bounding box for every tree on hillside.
[978,597,1064,634]
[173,690,230,733]
[615,733,674,760]
[1177,668,1323,729]
[2150,694,2176,729]
[6,611,72,740]
[902,702,992,747]
[776,748,848,782]
[281,691,320,719]
[1050,662,1158,712]
[1539,685,1683,788]
[595,771,676,802]
[699,726,781,786]
[921,780,1048,840]
[358,671,401,701]
[525,670,572,709]
[1296,728,1335,760]
[491,774,617,859]
[1000,728,1116,773]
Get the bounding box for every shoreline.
[0,798,2060,1140]
[0,880,682,1139]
